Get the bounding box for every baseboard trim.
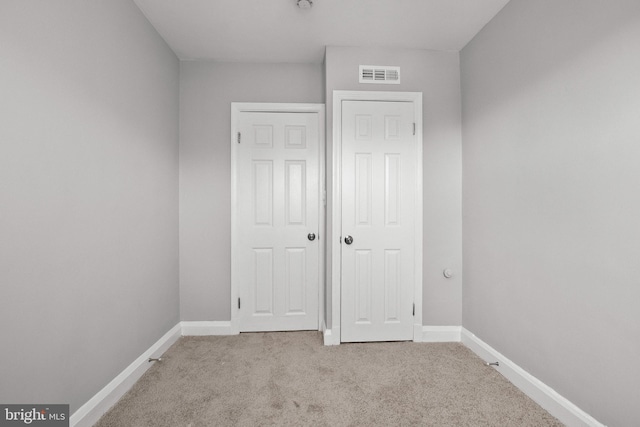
[416,325,462,342]
[70,323,182,427]
[181,321,236,336]
[461,328,605,427]
[322,322,340,346]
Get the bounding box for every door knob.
[344,235,353,245]
[307,233,316,241]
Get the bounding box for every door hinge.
[237,132,241,144]
[413,123,416,135]
[412,303,415,316]
[238,298,241,309]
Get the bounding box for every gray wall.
[0,0,180,413]
[179,62,324,320]
[324,47,463,328]
[461,1,640,425]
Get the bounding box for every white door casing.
[341,100,416,342]
[231,103,325,333]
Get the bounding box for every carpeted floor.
[95,332,563,426]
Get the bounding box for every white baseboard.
[70,323,182,427]
[181,321,236,336]
[461,328,605,427]
[322,322,340,346]
[416,325,462,342]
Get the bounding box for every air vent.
[359,65,401,84]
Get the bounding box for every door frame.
[230,102,326,334]
[331,91,423,343]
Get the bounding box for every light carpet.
[95,331,563,426]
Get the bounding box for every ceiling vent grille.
[359,65,401,84]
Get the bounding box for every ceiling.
[133,0,511,64]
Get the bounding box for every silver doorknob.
[344,235,353,245]
[308,233,316,241]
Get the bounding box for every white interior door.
[236,111,319,331]
[341,100,416,342]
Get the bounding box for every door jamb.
[230,102,326,334]
[330,91,423,344]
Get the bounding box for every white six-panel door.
[235,111,319,331]
[341,100,416,342]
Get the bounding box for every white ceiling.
[133,0,511,63]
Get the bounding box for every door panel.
[384,249,401,322]
[285,161,306,225]
[253,248,274,314]
[253,161,273,226]
[237,111,319,331]
[341,101,415,342]
[285,247,306,313]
